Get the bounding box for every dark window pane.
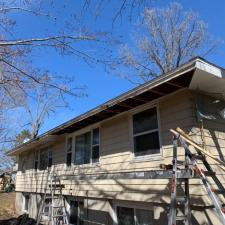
[48,150,52,167]
[66,152,72,166]
[24,195,29,211]
[70,201,78,224]
[79,202,84,225]
[136,209,153,225]
[134,132,160,156]
[39,150,48,170]
[67,137,72,153]
[92,128,99,145]
[75,132,91,165]
[92,146,99,163]
[48,157,52,167]
[117,207,135,225]
[34,161,38,170]
[133,108,158,134]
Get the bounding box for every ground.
[0,191,18,220]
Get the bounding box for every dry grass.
[0,191,18,220]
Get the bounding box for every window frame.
[113,203,154,225]
[23,193,30,213]
[130,103,162,160]
[39,147,52,170]
[73,126,100,166]
[69,199,84,225]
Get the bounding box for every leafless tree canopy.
[115,3,217,84]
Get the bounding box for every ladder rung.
[213,189,225,194]
[177,197,186,203]
[53,215,67,218]
[193,154,205,160]
[176,215,186,221]
[203,171,216,176]
[45,196,61,200]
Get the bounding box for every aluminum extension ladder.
[36,173,68,225]
[168,134,225,225]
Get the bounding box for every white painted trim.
[113,202,154,225]
[128,103,163,160]
[72,126,101,167]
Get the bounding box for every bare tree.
[115,3,217,84]
[23,82,83,138]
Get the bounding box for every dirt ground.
[0,192,18,220]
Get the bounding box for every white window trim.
[113,202,154,225]
[22,193,29,213]
[129,103,163,161]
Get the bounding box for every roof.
[8,57,225,156]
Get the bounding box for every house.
[8,57,225,225]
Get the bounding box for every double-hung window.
[66,137,73,166]
[39,148,52,170]
[116,206,153,225]
[133,107,160,157]
[74,128,100,165]
[69,200,84,225]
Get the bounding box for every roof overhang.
[8,57,225,156]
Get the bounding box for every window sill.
[66,162,100,169]
[131,154,163,163]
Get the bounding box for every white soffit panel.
[190,60,225,98]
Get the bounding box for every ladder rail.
[36,170,68,225]
[178,134,225,225]
[168,137,178,225]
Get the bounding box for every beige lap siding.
[15,89,225,206]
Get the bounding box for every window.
[91,128,100,163]
[133,107,160,157]
[116,206,153,225]
[34,151,39,171]
[39,148,52,170]
[74,128,100,165]
[43,197,52,217]
[23,194,30,212]
[48,149,52,167]
[70,200,84,225]
[66,137,73,166]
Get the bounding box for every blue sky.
[11,0,225,134]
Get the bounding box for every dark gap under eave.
[54,70,194,135]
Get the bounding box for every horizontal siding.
[16,89,225,206]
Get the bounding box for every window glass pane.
[92,128,99,145]
[136,209,153,225]
[92,146,99,163]
[134,132,160,156]
[67,137,72,153]
[34,161,38,170]
[24,195,29,211]
[70,201,78,224]
[48,150,52,167]
[117,207,135,225]
[75,132,91,165]
[39,149,48,170]
[67,152,72,166]
[43,198,52,216]
[79,201,84,225]
[133,108,158,134]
